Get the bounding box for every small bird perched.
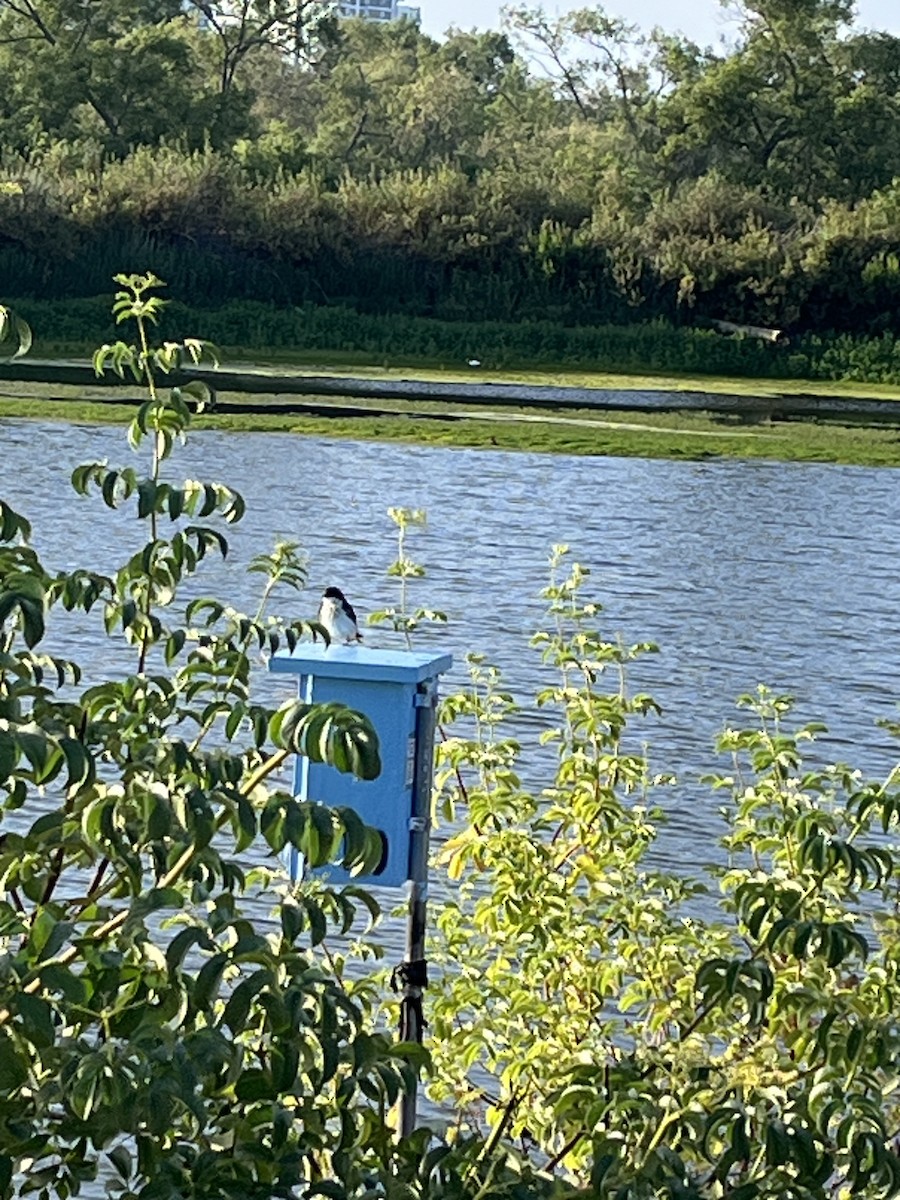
[317,586,362,645]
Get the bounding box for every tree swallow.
[317,586,362,645]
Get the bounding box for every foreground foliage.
[431,548,900,1198]
[0,274,427,1199]
[5,272,900,1198]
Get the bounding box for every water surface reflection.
[4,420,899,912]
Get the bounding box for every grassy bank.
[18,342,900,405]
[15,298,900,387]
[208,356,900,402]
[3,384,900,467]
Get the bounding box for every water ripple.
[2,419,899,965]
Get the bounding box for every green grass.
[28,341,900,403]
[3,385,900,467]
[221,351,900,402]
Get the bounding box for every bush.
[0,274,434,1199]
[428,548,900,1196]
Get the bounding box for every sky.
[418,0,900,44]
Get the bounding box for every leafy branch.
[367,507,446,647]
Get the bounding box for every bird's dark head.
[323,586,346,601]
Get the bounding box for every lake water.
[3,415,900,1157]
[3,417,900,948]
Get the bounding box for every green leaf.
[234,1068,276,1102]
[40,965,87,1005]
[0,1031,27,1091]
[0,305,32,361]
[172,380,216,413]
[0,730,17,782]
[0,500,31,542]
[15,994,55,1049]
[59,736,94,790]
[280,900,303,945]
[108,1145,132,1183]
[165,927,211,975]
[273,700,381,780]
[221,969,270,1034]
[193,953,228,1011]
[30,911,74,961]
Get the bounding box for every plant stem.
[544,1130,585,1172]
[136,307,158,676]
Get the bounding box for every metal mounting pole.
[393,678,438,1138]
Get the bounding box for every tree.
[826,31,900,202]
[183,0,339,97]
[0,0,216,151]
[656,0,900,204]
[296,20,496,176]
[0,273,439,1198]
[501,3,681,148]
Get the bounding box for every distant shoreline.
[2,357,900,467]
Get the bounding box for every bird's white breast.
[319,598,358,643]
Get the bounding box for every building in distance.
[337,0,421,23]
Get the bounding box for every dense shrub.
[0,145,898,340]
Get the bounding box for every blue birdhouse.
[268,644,453,887]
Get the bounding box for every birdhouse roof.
[269,643,453,684]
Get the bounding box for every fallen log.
[710,319,785,343]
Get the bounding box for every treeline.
[1,0,900,339]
